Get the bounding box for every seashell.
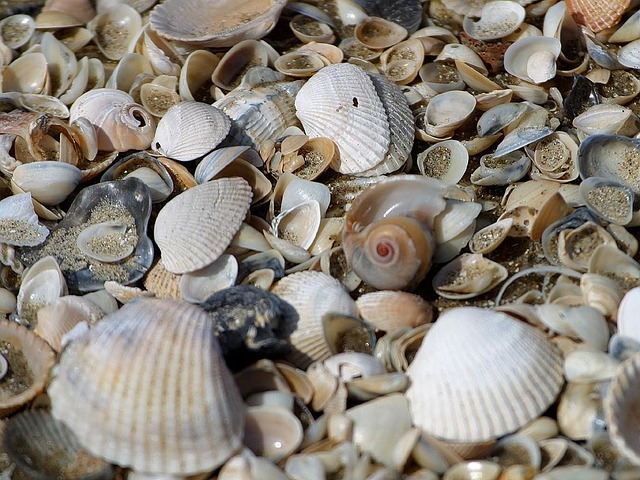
[432,253,508,299]
[75,220,136,263]
[69,88,155,152]
[564,349,620,384]
[48,298,245,475]
[152,102,230,162]
[356,291,433,332]
[419,90,476,139]
[463,1,526,41]
[456,59,501,93]
[143,259,182,300]
[150,0,287,48]
[0,288,16,314]
[0,14,35,49]
[443,461,501,480]
[0,192,49,247]
[218,449,290,480]
[380,39,424,73]
[418,62,465,93]
[155,177,252,274]
[417,139,469,185]
[468,218,513,254]
[0,319,55,417]
[578,134,640,195]
[565,0,629,33]
[179,49,219,102]
[470,151,531,186]
[573,104,640,138]
[557,221,617,272]
[406,307,564,443]
[610,334,640,362]
[383,58,421,85]
[354,16,407,50]
[271,271,358,369]
[244,405,303,462]
[214,71,303,154]
[290,14,335,44]
[617,287,640,344]
[139,78,181,118]
[3,410,113,480]
[530,131,579,183]
[580,177,634,225]
[1,53,49,95]
[271,200,321,250]
[435,44,488,75]
[298,42,343,65]
[504,36,561,84]
[40,31,78,98]
[342,175,446,290]
[104,53,153,93]
[86,4,141,61]
[477,102,528,138]
[212,40,270,90]
[274,50,327,78]
[295,63,390,174]
[493,124,555,159]
[11,161,82,206]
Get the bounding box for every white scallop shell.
[271,271,358,369]
[154,177,253,274]
[406,307,564,443]
[48,297,245,475]
[152,102,231,161]
[295,63,391,174]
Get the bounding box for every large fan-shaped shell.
[406,307,564,443]
[150,0,287,48]
[47,297,245,475]
[152,102,231,161]
[295,63,391,174]
[154,177,253,274]
[271,271,358,369]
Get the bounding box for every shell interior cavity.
[76,220,137,263]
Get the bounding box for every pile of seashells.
[6,0,640,478]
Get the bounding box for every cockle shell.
[69,88,156,152]
[154,177,253,274]
[150,0,287,48]
[565,0,630,32]
[295,63,391,174]
[406,307,564,443]
[48,297,245,475]
[152,102,231,162]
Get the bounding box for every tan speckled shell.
[0,320,55,417]
[154,177,253,274]
[150,0,287,48]
[152,102,231,161]
[406,307,564,443]
[295,63,391,174]
[355,290,433,332]
[48,297,245,475]
[271,271,358,369]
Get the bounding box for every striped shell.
[406,307,564,443]
[566,0,630,32]
[605,352,640,465]
[154,177,253,274]
[152,102,231,161]
[295,63,391,174]
[48,297,245,475]
[271,271,358,369]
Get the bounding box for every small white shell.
[179,253,238,304]
[417,139,469,185]
[504,36,561,84]
[76,221,136,263]
[11,161,83,206]
[152,102,231,161]
[87,4,142,61]
[463,1,526,41]
[432,253,508,299]
[0,193,49,247]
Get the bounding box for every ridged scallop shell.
[270,271,358,369]
[69,88,156,152]
[406,307,564,443]
[565,0,630,32]
[154,177,253,274]
[355,290,433,331]
[0,320,55,417]
[152,102,231,162]
[605,351,640,465]
[150,0,287,48]
[48,297,245,475]
[295,63,391,174]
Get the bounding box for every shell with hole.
[406,307,564,445]
[48,298,245,475]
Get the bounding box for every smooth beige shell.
[48,297,245,475]
[152,102,231,162]
[154,177,253,274]
[355,290,433,331]
[406,307,564,443]
[295,63,391,174]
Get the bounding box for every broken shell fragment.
[432,253,508,299]
[0,192,49,247]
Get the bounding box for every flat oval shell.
[155,177,253,274]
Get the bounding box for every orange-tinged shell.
[356,290,433,331]
[154,177,253,274]
[565,0,630,32]
[48,297,245,475]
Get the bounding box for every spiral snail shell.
[342,175,447,290]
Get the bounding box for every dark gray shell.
[355,0,423,33]
[201,285,298,361]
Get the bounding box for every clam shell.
[179,49,219,102]
[150,0,287,47]
[580,176,634,225]
[503,36,561,84]
[152,102,231,162]
[271,271,358,369]
[0,192,49,247]
[154,177,253,274]
[48,297,245,475]
[406,307,564,443]
[1,53,49,95]
[294,63,391,174]
[244,405,303,462]
[0,320,55,417]
[417,139,469,185]
[354,16,408,49]
[356,290,433,331]
[12,161,82,206]
[0,14,35,49]
[432,253,508,299]
[86,4,141,61]
[463,1,526,41]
